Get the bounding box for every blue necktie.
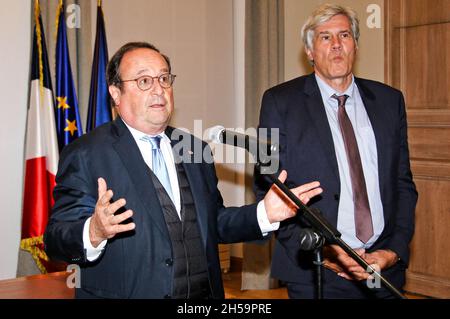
[147,136,174,202]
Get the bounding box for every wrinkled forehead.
[120,48,169,77]
[315,14,352,33]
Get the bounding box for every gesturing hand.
[264,170,323,223]
[89,178,136,247]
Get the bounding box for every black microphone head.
[270,143,279,154]
[299,228,324,251]
[207,125,225,144]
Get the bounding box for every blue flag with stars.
[87,1,112,132]
[55,1,83,151]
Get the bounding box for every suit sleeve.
[201,143,263,244]
[254,89,284,200]
[253,89,305,264]
[44,146,98,264]
[385,92,418,265]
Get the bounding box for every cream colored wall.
[0,1,31,280]
[102,0,248,257]
[103,0,232,130]
[285,0,384,82]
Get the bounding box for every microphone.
[207,125,279,160]
[298,228,324,251]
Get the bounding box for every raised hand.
[89,178,135,247]
[264,170,323,223]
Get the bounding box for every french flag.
[19,1,59,274]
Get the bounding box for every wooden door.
[385,0,450,298]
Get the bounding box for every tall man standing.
[255,4,417,298]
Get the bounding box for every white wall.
[102,0,247,256]
[285,0,384,82]
[103,0,236,132]
[103,0,248,210]
[230,0,246,258]
[0,1,31,279]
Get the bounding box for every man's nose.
[331,36,342,50]
[149,79,164,95]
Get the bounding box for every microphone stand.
[313,248,324,299]
[255,162,406,299]
[298,228,325,299]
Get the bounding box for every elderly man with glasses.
[44,42,322,299]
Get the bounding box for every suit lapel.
[112,118,170,240]
[303,74,340,180]
[167,127,209,247]
[355,78,387,203]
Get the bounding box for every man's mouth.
[332,56,344,62]
[149,103,165,109]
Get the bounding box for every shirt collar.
[121,119,171,144]
[315,73,356,100]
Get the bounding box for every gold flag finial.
[55,0,64,41]
[34,0,44,100]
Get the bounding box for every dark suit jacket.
[44,117,263,298]
[254,73,417,290]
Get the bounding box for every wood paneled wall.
[385,0,450,298]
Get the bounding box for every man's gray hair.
[301,3,360,51]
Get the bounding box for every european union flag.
[87,1,112,132]
[55,1,83,151]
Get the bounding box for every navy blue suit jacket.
[254,74,417,290]
[44,117,262,298]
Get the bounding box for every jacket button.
[334,194,340,201]
[164,294,171,299]
[165,258,173,266]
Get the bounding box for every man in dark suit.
[44,42,322,299]
[254,4,417,298]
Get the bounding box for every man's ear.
[306,48,314,65]
[109,85,121,106]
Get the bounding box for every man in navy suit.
[44,42,322,299]
[254,4,417,298]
